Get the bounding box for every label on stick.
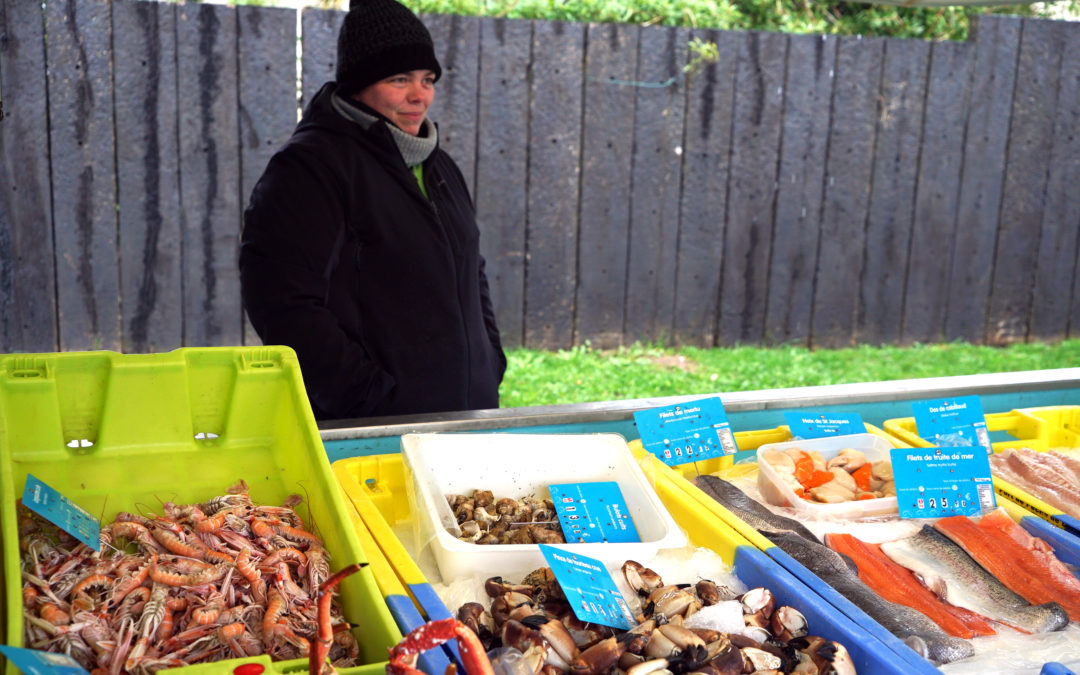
[784,411,866,439]
[22,474,100,551]
[539,545,636,630]
[549,482,640,544]
[891,446,995,519]
[912,395,991,454]
[634,397,737,466]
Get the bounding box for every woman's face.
[355,70,436,136]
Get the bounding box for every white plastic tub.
[400,433,687,580]
[756,433,898,519]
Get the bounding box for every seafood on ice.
[446,489,566,545]
[760,447,895,504]
[988,447,1080,519]
[452,561,857,675]
[825,532,998,639]
[935,508,1080,621]
[695,475,974,664]
[18,479,362,674]
[696,474,1080,667]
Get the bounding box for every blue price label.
[539,545,635,630]
[549,482,640,544]
[21,475,100,551]
[0,645,90,674]
[912,395,991,454]
[891,446,996,519]
[784,412,865,439]
[633,397,737,466]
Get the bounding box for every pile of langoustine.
[19,480,362,675]
[449,561,856,675]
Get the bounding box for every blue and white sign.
[784,412,865,439]
[549,482,640,544]
[0,646,90,674]
[633,397,737,466]
[539,545,635,630]
[21,474,100,551]
[912,395,991,454]
[891,447,996,519]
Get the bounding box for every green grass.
[498,340,1080,407]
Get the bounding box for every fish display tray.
[756,433,899,519]
[333,450,919,675]
[400,433,687,580]
[885,406,1080,535]
[0,347,398,675]
[642,438,1080,674]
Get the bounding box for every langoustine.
[19,479,361,674]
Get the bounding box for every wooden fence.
[2,0,1079,354]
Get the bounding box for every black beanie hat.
[335,0,442,97]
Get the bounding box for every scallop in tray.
[400,432,687,580]
[756,433,899,519]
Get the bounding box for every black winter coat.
[240,83,506,421]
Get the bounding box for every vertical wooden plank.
[114,0,182,354]
[672,28,736,347]
[1032,26,1080,342]
[574,22,639,348]
[524,20,584,350]
[0,0,57,352]
[424,14,480,195]
[901,41,972,345]
[858,38,929,345]
[624,25,689,346]
[987,18,1065,345]
[718,31,786,346]
[475,17,531,349]
[238,4,296,347]
[47,0,120,351]
[946,15,1020,343]
[810,36,884,349]
[765,34,836,346]
[177,3,242,347]
[301,7,342,112]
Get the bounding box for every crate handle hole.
[66,439,94,450]
[11,369,42,378]
[248,361,276,369]
[195,432,220,441]
[364,477,379,492]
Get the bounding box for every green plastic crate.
[0,347,399,675]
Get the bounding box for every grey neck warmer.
[332,92,437,167]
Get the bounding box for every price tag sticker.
[549,482,640,544]
[539,545,635,630]
[912,395,991,454]
[22,474,100,551]
[0,645,90,674]
[784,412,866,439]
[633,397,737,466]
[891,447,996,519]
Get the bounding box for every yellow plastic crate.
[884,406,1080,534]
[0,348,399,675]
[334,448,931,675]
[884,405,1080,453]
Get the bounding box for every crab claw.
[623,561,664,597]
[570,636,627,675]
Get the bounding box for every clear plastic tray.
[756,433,898,520]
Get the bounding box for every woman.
[240,0,506,421]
